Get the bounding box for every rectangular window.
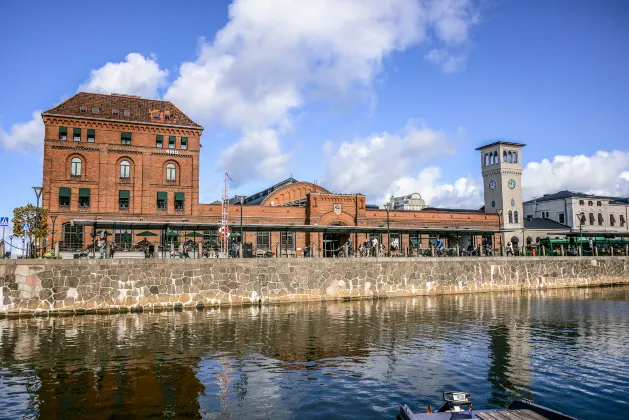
[558,213,565,224]
[598,213,604,225]
[409,234,422,251]
[157,191,167,209]
[164,113,171,120]
[588,201,593,206]
[181,137,188,150]
[156,135,163,148]
[87,129,95,142]
[119,190,130,209]
[114,229,132,246]
[621,215,626,226]
[80,106,87,113]
[153,112,160,120]
[174,192,184,210]
[389,233,400,250]
[59,187,71,207]
[73,128,81,142]
[92,107,99,113]
[121,132,132,145]
[79,188,90,208]
[597,201,602,206]
[59,126,67,140]
[579,200,584,205]
[589,213,595,225]
[168,136,176,149]
[123,110,130,117]
[256,232,270,250]
[112,109,119,116]
[610,214,616,226]
[542,211,549,219]
[280,232,295,249]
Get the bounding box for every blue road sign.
[0,217,8,227]
[22,222,30,231]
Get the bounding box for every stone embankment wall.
[1,257,628,316]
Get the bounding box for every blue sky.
[1,0,629,233]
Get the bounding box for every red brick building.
[41,93,499,256]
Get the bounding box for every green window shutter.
[87,129,95,136]
[59,187,71,197]
[169,136,176,144]
[181,137,188,144]
[157,191,167,200]
[79,188,91,197]
[119,190,130,199]
[59,126,67,134]
[156,135,163,141]
[121,132,132,140]
[73,128,81,135]
[175,192,185,201]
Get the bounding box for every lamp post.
[237,195,246,257]
[9,235,13,259]
[496,209,503,256]
[32,186,43,258]
[384,202,392,257]
[51,215,57,257]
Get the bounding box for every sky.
[1,0,629,234]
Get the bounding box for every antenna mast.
[221,173,233,256]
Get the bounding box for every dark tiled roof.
[422,207,485,213]
[243,177,299,205]
[524,190,628,204]
[475,140,526,150]
[43,92,202,129]
[524,217,569,230]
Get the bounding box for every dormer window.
[153,113,160,120]
[112,109,119,116]
[164,113,171,120]
[123,110,130,117]
[80,106,87,113]
[92,107,99,113]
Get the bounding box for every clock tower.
[477,141,526,245]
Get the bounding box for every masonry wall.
[1,257,627,317]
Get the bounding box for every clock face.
[489,180,497,190]
[508,179,516,190]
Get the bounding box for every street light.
[9,235,13,259]
[237,195,246,257]
[384,202,392,257]
[496,209,503,256]
[51,215,58,257]
[32,186,43,258]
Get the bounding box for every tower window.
[508,151,513,163]
[508,210,513,223]
[92,107,99,113]
[59,126,67,140]
[156,135,163,148]
[168,136,176,149]
[123,110,130,117]
[153,112,160,120]
[181,137,188,150]
[514,210,519,223]
[513,152,518,163]
[80,106,87,113]
[112,109,119,116]
[484,153,489,166]
[73,128,81,142]
[165,113,171,120]
[503,151,507,162]
[121,132,132,145]
[87,129,95,142]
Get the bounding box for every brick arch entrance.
[323,221,350,258]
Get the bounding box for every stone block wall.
[1,257,628,317]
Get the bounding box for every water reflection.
[1,287,628,419]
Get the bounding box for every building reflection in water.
[1,286,628,419]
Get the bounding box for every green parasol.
[136,231,158,237]
[185,232,204,237]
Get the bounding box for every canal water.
[1,286,628,420]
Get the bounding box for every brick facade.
[41,92,499,255]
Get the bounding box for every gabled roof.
[523,190,629,204]
[524,217,570,230]
[42,92,203,129]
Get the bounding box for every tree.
[12,204,48,240]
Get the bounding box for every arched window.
[120,160,130,179]
[494,151,499,164]
[485,153,489,166]
[589,212,595,225]
[535,236,541,243]
[508,210,513,223]
[514,210,519,223]
[526,237,533,245]
[166,163,176,181]
[508,151,513,163]
[513,151,518,163]
[503,151,508,162]
[71,157,82,176]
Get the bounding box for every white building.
[388,193,427,211]
[523,191,629,235]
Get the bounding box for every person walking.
[506,242,514,257]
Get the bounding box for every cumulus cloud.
[218,129,290,183]
[0,110,44,153]
[79,53,168,98]
[322,122,458,196]
[165,0,482,180]
[522,150,629,199]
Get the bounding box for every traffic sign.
[0,217,8,227]
[22,222,30,231]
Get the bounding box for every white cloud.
[165,0,482,180]
[522,150,629,199]
[383,167,482,208]
[425,48,468,73]
[0,110,44,153]
[218,129,290,183]
[79,53,168,98]
[322,122,458,196]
